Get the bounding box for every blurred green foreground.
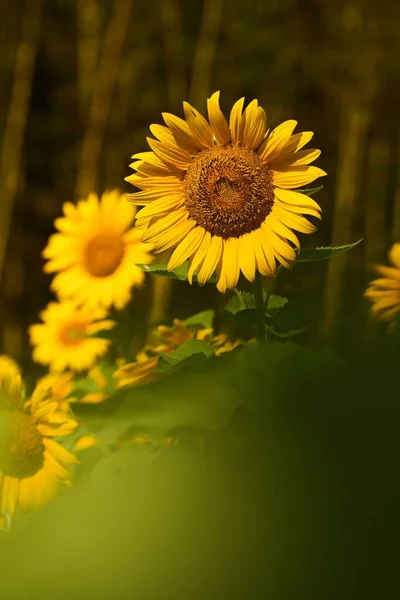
[1,339,399,599]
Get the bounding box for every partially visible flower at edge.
[364,243,400,330]
[0,355,78,527]
[43,189,153,312]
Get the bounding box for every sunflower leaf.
[136,261,217,283]
[184,310,215,329]
[225,292,255,314]
[296,185,323,196]
[156,339,215,373]
[296,239,363,263]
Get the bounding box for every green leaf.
[265,296,314,338]
[265,294,288,313]
[184,310,215,329]
[224,292,254,315]
[296,239,363,263]
[296,185,323,196]
[136,261,217,283]
[156,339,215,373]
[224,292,258,324]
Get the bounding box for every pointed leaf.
[296,239,363,263]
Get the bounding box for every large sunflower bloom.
[43,190,153,311]
[29,301,115,372]
[126,92,325,292]
[364,243,400,327]
[0,356,78,526]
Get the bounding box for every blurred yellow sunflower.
[29,301,115,372]
[43,190,153,311]
[0,356,78,525]
[126,92,325,292]
[364,243,400,327]
[115,319,244,388]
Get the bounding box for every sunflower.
[364,243,400,327]
[29,301,115,372]
[115,319,244,388]
[0,356,78,526]
[43,190,153,311]
[126,92,325,292]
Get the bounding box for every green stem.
[253,272,266,341]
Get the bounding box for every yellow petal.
[269,131,314,166]
[287,148,321,166]
[258,120,298,163]
[126,174,183,191]
[238,233,256,282]
[162,112,200,154]
[149,123,176,144]
[136,194,185,219]
[374,265,400,282]
[267,212,300,249]
[217,238,239,292]
[188,231,212,284]
[168,227,205,271]
[207,91,231,146]
[141,208,188,242]
[274,187,321,213]
[146,137,192,170]
[197,236,223,285]
[242,100,266,150]
[183,102,214,148]
[43,438,79,464]
[251,229,275,276]
[273,206,317,234]
[389,243,400,269]
[229,97,245,145]
[272,165,327,189]
[154,219,196,253]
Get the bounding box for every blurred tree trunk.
[320,93,370,340]
[364,138,390,342]
[391,131,400,243]
[189,0,224,104]
[76,0,100,121]
[0,0,43,358]
[75,0,133,200]
[160,0,186,109]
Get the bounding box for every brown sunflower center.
[183,145,275,239]
[59,322,88,346]
[83,231,124,277]
[0,409,45,479]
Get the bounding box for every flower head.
[0,356,78,525]
[365,243,400,327]
[29,301,115,372]
[43,190,153,311]
[127,92,325,292]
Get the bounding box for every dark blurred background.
[1,0,399,364]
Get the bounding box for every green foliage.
[296,239,363,263]
[156,339,215,373]
[136,261,217,283]
[184,310,215,329]
[296,185,324,196]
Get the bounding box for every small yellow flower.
[29,301,115,372]
[114,319,244,388]
[365,243,400,327]
[0,356,78,525]
[43,190,153,311]
[127,92,325,292]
